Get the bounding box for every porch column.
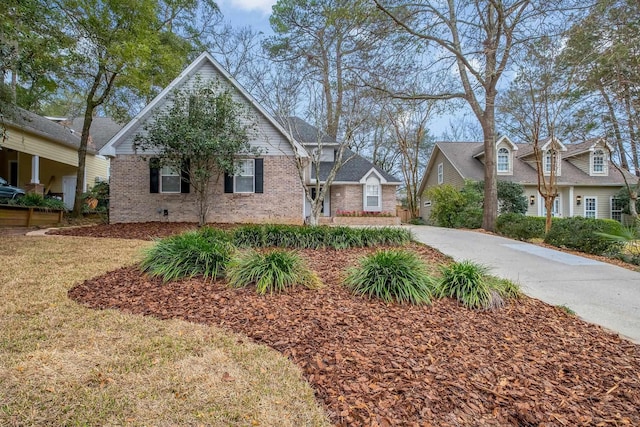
[569,186,574,217]
[25,155,44,195]
[31,155,40,184]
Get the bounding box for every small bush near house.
[496,213,546,241]
[544,217,625,256]
[469,181,528,215]
[140,229,235,282]
[436,260,519,310]
[426,183,482,228]
[82,181,109,214]
[344,249,436,304]
[226,249,321,294]
[9,192,67,210]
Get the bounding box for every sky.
[216,0,276,33]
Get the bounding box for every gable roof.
[3,106,98,154]
[99,52,306,157]
[420,140,635,194]
[70,117,122,151]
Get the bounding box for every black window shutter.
[149,158,159,193]
[255,158,263,193]
[181,159,190,193]
[224,172,234,193]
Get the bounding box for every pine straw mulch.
[67,234,640,426]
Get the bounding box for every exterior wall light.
[576,195,582,205]
[529,195,535,205]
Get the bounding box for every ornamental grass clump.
[436,260,519,309]
[226,249,321,294]
[140,229,235,282]
[344,249,435,304]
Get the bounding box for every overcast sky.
[217,0,276,33]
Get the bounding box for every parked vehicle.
[0,177,26,200]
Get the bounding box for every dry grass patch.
[0,236,328,427]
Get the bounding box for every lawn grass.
[0,236,329,426]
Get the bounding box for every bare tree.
[371,0,576,231]
[500,38,579,233]
[384,99,436,219]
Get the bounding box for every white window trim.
[234,159,255,193]
[497,147,510,174]
[160,166,181,193]
[584,196,597,219]
[591,149,607,175]
[437,163,443,184]
[364,183,381,211]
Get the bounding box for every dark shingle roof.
[70,117,122,150]
[3,106,95,153]
[313,150,401,184]
[275,117,400,184]
[437,141,635,186]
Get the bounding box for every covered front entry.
[304,186,330,219]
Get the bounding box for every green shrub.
[226,249,321,294]
[426,182,482,228]
[544,217,625,255]
[10,193,67,210]
[344,249,435,304]
[408,217,426,225]
[489,277,522,299]
[231,224,411,250]
[436,260,494,309]
[496,213,546,240]
[140,229,235,282]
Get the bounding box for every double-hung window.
[366,184,380,208]
[234,159,254,193]
[584,197,597,219]
[611,197,623,222]
[160,166,181,193]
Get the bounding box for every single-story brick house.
[99,52,400,224]
[419,135,638,222]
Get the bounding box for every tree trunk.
[72,105,94,217]
[544,196,554,234]
[481,104,498,231]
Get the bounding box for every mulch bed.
[65,223,640,426]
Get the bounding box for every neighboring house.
[0,107,111,208]
[99,52,401,224]
[419,135,637,222]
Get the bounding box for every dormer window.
[543,150,560,175]
[497,147,510,173]
[592,149,605,174]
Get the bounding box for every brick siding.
[109,155,304,224]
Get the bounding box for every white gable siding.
[114,61,294,157]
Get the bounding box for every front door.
[62,175,77,210]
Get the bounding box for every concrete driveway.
[410,226,640,343]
